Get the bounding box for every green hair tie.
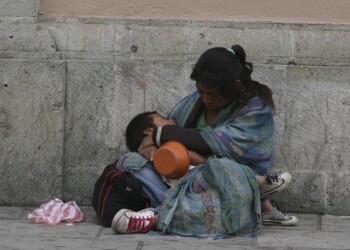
[227,48,235,55]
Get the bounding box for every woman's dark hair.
[125,111,157,152]
[231,45,275,110]
[190,47,243,99]
[190,45,275,111]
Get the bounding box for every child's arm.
[138,134,157,161]
[187,150,207,166]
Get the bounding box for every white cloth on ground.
[28,198,85,225]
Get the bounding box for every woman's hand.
[138,134,157,161]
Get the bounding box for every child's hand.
[139,134,154,149]
[138,134,158,160]
[188,150,207,165]
[138,145,158,161]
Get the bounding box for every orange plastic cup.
[153,141,190,179]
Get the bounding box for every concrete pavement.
[0,206,350,250]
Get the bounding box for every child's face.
[151,114,176,127]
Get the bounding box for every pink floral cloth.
[28,198,85,225]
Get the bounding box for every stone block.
[272,171,327,214]
[252,64,288,171]
[188,27,292,59]
[39,24,69,52]
[0,220,100,239]
[0,206,23,219]
[257,228,350,249]
[325,172,350,215]
[284,66,350,172]
[293,29,350,60]
[68,24,115,53]
[113,61,189,117]
[0,22,118,59]
[64,60,115,203]
[0,0,36,17]
[322,214,350,232]
[114,25,190,55]
[0,60,65,205]
[0,23,68,52]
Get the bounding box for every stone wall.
[0,0,349,215]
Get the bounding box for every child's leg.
[256,175,266,187]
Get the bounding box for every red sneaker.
[111,208,156,234]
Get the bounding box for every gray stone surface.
[284,66,350,173]
[0,23,61,52]
[270,172,328,214]
[64,60,115,203]
[252,64,288,172]
[293,29,350,60]
[68,24,115,53]
[188,27,292,59]
[0,0,37,17]
[0,206,350,250]
[0,6,350,214]
[326,172,350,215]
[115,25,190,55]
[0,60,65,206]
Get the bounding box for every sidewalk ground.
[0,206,349,250]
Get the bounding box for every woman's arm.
[152,126,212,155]
[138,133,208,164]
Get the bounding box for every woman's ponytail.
[231,45,275,111]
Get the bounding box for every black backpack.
[92,162,151,226]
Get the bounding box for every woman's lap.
[157,157,261,238]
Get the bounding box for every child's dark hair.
[190,45,275,111]
[125,111,158,152]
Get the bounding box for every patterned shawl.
[157,157,261,238]
[167,91,274,176]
